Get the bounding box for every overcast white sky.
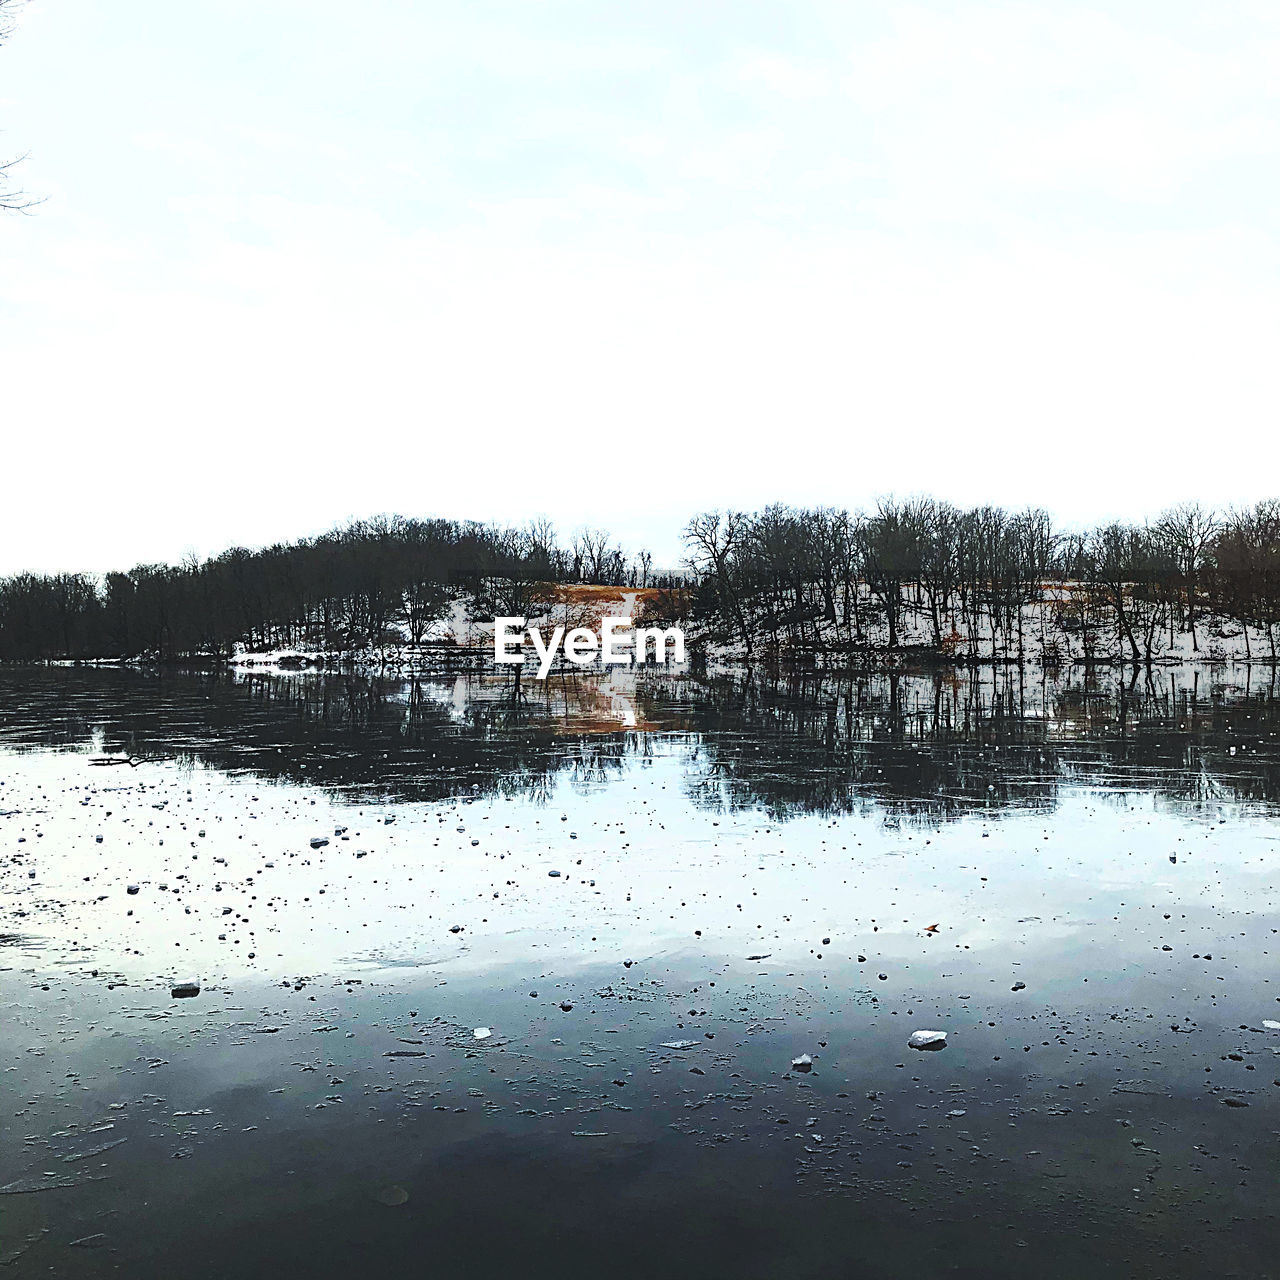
[2,0,1279,575]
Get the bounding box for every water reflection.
[2,663,1279,819]
[675,665,1280,820]
[3,663,1279,1280]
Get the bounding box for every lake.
[1,663,1277,1278]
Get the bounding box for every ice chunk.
[908,1030,948,1050]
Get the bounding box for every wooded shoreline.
[4,498,1278,669]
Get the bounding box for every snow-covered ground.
[692,582,1278,669]
[230,588,661,674]
[208,584,1279,673]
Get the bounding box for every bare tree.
[0,1,39,213]
[1155,502,1219,650]
[1213,501,1280,662]
[684,510,753,657]
[572,528,615,583]
[909,498,960,648]
[859,498,920,650]
[1084,524,1165,665]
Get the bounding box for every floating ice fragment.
[63,1137,128,1163]
[908,1030,948,1050]
[473,1027,492,1040]
[659,1039,699,1050]
[791,1054,813,1072]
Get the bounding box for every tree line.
[2,499,1279,665]
[684,498,1280,665]
[0,515,670,662]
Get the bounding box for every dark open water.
[1,664,1278,1279]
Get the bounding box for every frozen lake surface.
[1,664,1277,1278]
